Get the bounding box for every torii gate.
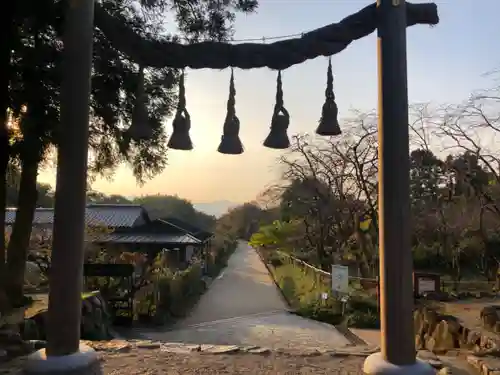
[24,1,439,374]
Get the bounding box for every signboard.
[331,265,349,293]
[413,272,440,298]
[83,263,134,277]
[418,278,436,295]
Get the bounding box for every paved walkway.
[177,240,288,327]
[128,242,352,351]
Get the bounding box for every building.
[5,204,214,265]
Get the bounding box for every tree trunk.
[0,127,9,312]
[0,4,16,295]
[0,68,12,314]
[0,125,7,280]
[5,159,39,306]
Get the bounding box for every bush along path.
[119,241,369,353]
[262,250,381,330]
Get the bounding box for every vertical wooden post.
[375,0,415,365]
[46,0,95,356]
[364,0,433,373]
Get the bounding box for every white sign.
[418,278,435,295]
[331,265,349,293]
[321,292,329,300]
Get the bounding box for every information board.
[331,265,349,293]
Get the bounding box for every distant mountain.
[194,200,238,218]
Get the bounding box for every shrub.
[269,261,380,328]
[207,239,238,277]
[268,253,283,268]
[296,299,344,325]
[345,309,380,329]
[347,296,378,314]
[137,261,206,322]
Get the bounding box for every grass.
[267,255,380,329]
[271,263,331,309]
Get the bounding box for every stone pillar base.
[23,343,102,375]
[364,352,435,375]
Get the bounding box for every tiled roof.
[5,204,149,228]
[96,233,200,244]
[5,208,54,225]
[160,217,214,241]
[115,219,183,235]
[85,204,147,227]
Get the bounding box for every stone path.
[125,241,353,351]
[179,240,289,327]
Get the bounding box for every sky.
[38,0,500,204]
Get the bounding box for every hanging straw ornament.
[167,70,193,150]
[316,57,341,136]
[128,66,154,141]
[263,71,290,149]
[218,69,244,154]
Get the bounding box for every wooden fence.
[276,251,500,296]
[276,251,379,294]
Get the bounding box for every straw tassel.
[167,70,193,150]
[128,66,154,141]
[218,68,244,154]
[263,71,290,149]
[316,57,341,136]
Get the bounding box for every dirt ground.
[101,351,365,375]
[1,351,366,375]
[438,298,500,330]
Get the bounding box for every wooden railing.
[276,250,379,292]
[275,251,498,297]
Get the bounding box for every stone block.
[481,306,500,330]
[85,340,131,352]
[161,343,201,353]
[427,320,456,353]
[0,348,6,363]
[201,345,240,354]
[436,368,452,375]
[247,347,271,354]
[135,341,161,349]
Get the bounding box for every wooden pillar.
[364,1,433,374]
[46,0,95,357]
[375,0,415,365]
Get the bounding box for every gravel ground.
[100,350,365,375]
[0,351,365,374]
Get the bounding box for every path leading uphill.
[127,241,353,351]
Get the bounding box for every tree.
[276,126,378,271]
[248,92,500,282]
[135,194,216,230]
[0,0,259,306]
[86,190,132,205]
[216,202,266,240]
[249,219,302,251]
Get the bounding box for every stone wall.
[21,291,113,342]
[414,306,500,355]
[1,291,114,363]
[0,306,34,363]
